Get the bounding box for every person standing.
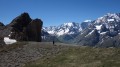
[53,40,55,45]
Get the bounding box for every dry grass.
[1,42,120,67]
[0,41,27,52]
[24,46,120,67]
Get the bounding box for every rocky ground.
[0,42,71,67]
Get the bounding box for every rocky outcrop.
[0,12,43,45]
[26,19,43,42]
[6,12,32,41]
[0,22,6,45]
[0,22,4,26]
[0,22,5,30]
[8,13,32,32]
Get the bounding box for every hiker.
[53,40,55,45]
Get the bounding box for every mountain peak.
[76,12,120,47]
[43,22,83,36]
[63,22,75,27]
[84,20,92,22]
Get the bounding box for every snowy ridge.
[85,30,94,37]
[63,22,74,26]
[43,22,82,36]
[107,19,114,22]
[95,25,102,30]
[95,13,120,24]
[84,20,92,22]
[76,13,120,47]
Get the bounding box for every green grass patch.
[24,46,120,67]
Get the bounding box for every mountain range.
[42,21,91,43]
[1,12,120,47]
[43,13,120,47]
[76,13,120,47]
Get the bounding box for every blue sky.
[0,0,120,27]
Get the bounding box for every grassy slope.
[1,42,120,67]
[24,46,120,67]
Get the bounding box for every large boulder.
[0,22,5,30]
[8,12,32,41]
[0,22,5,45]
[26,19,43,42]
[9,13,43,42]
[0,12,43,45]
[0,37,5,46]
[0,22,4,26]
[8,12,32,32]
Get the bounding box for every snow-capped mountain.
[43,13,120,47]
[81,20,92,29]
[42,21,92,43]
[84,20,92,22]
[43,22,83,36]
[76,13,120,47]
[93,13,120,34]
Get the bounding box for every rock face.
[8,13,32,32]
[0,12,43,45]
[0,22,4,26]
[81,20,91,29]
[0,22,5,30]
[0,22,5,45]
[8,13,32,41]
[26,19,43,42]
